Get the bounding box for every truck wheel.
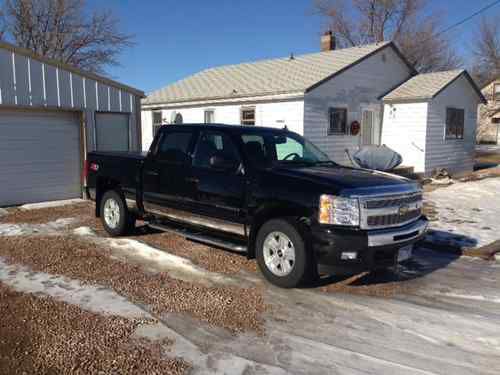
[256,219,314,288]
[100,190,134,236]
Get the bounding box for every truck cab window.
[193,131,240,171]
[157,131,192,164]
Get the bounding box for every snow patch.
[0,258,151,319]
[0,218,76,236]
[425,179,500,248]
[19,198,85,210]
[73,226,241,287]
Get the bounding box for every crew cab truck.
[86,124,428,288]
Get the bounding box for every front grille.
[367,209,421,227]
[360,192,423,229]
[365,194,422,209]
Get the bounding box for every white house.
[382,70,485,174]
[141,33,485,176]
[0,41,144,207]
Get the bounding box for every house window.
[494,83,500,102]
[152,111,163,136]
[492,117,500,124]
[328,108,348,135]
[445,107,465,140]
[204,109,215,124]
[174,113,183,124]
[241,107,255,125]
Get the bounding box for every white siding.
[140,100,304,151]
[303,46,413,165]
[425,76,480,175]
[381,102,428,173]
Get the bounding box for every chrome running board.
[147,222,248,253]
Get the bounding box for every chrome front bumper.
[367,218,428,247]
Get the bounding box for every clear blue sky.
[87,0,500,93]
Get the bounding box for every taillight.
[83,160,89,181]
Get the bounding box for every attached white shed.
[0,41,145,206]
[381,70,486,176]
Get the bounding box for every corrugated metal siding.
[381,102,428,173]
[304,47,413,165]
[425,76,479,175]
[0,47,142,152]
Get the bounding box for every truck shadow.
[311,231,478,289]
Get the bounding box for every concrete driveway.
[1,183,500,374]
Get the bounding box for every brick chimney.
[321,30,336,52]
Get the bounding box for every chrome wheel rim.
[103,198,120,229]
[263,231,295,277]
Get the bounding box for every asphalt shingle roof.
[143,41,392,105]
[383,69,465,102]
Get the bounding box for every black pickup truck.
[86,124,427,288]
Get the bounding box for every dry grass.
[0,283,189,375]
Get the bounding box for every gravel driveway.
[1,196,500,374]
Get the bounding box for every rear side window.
[193,131,240,170]
[157,131,193,163]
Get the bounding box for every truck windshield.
[240,131,333,167]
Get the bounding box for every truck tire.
[100,190,135,236]
[256,219,314,288]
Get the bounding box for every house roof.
[383,69,486,103]
[143,41,413,106]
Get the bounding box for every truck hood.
[272,165,414,193]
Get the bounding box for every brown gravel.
[134,232,258,275]
[1,201,258,275]
[0,283,189,375]
[0,236,266,334]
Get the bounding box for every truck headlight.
[319,195,360,226]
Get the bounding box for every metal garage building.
[0,41,144,206]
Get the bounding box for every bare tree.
[0,0,133,74]
[314,0,462,72]
[472,17,500,87]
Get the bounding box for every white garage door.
[0,110,81,206]
[95,112,130,151]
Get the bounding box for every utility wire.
[436,0,500,37]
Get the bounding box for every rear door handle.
[185,177,199,183]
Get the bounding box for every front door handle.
[185,177,199,183]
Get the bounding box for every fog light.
[341,252,357,260]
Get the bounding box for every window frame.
[445,107,465,141]
[240,107,256,126]
[152,111,163,137]
[154,129,195,165]
[328,107,348,135]
[204,109,215,124]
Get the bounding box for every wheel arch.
[95,177,124,217]
[247,203,312,259]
